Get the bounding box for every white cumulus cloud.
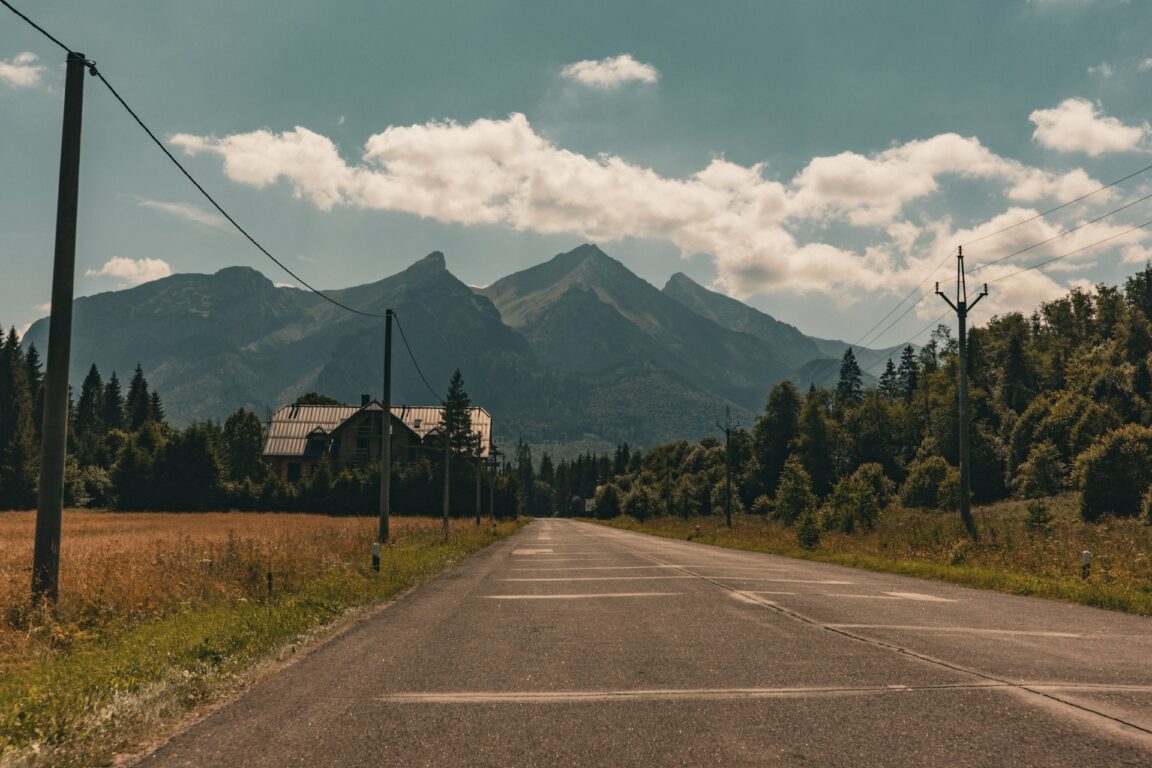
[85,257,173,287]
[1140,58,1152,72]
[1030,98,1148,156]
[561,54,659,89]
[0,51,46,88]
[171,114,1120,300]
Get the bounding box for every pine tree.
[753,380,802,498]
[538,452,555,487]
[24,343,43,439]
[75,364,104,439]
[441,369,476,456]
[148,390,165,424]
[222,408,266,482]
[0,329,37,509]
[794,388,838,497]
[835,348,863,412]
[126,364,151,431]
[878,358,898,399]
[896,345,919,403]
[103,372,125,432]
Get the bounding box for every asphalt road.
[133,519,1152,767]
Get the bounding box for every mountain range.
[23,244,902,455]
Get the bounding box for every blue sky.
[2,0,1151,354]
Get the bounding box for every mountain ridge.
[22,245,898,451]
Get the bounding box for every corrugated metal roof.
[263,404,359,457]
[263,402,494,458]
[394,406,493,457]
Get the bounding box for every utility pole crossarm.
[968,283,990,312]
[934,281,958,312]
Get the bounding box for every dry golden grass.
[0,511,518,765]
[0,511,481,665]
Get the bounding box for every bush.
[775,456,816,525]
[795,510,821,549]
[1026,500,1052,530]
[900,456,954,510]
[751,495,772,517]
[852,463,895,509]
[1076,424,1152,521]
[1012,440,1064,499]
[594,484,622,519]
[622,486,660,522]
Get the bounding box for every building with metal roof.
[263,398,493,483]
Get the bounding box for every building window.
[287,463,302,483]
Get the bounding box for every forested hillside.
[522,264,1152,529]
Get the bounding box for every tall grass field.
[0,511,519,768]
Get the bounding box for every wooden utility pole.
[442,421,451,540]
[474,438,482,528]
[716,406,738,528]
[374,309,393,570]
[936,246,987,541]
[32,51,87,603]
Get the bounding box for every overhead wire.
[962,160,1152,247]
[7,0,1151,398]
[0,0,71,55]
[2,0,457,403]
[971,189,1152,274]
[393,312,444,402]
[986,217,1152,286]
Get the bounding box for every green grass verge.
[1,522,521,768]
[596,516,1152,616]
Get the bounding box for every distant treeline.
[0,344,518,517]
[7,263,1152,523]
[521,264,1152,537]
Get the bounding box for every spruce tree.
[896,344,919,402]
[753,380,802,498]
[878,358,898,399]
[835,347,863,412]
[24,343,43,438]
[441,369,475,456]
[126,364,151,431]
[222,408,266,482]
[75,364,104,439]
[148,390,165,424]
[103,372,125,432]
[0,330,37,509]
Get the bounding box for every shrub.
[1012,440,1065,499]
[775,455,817,525]
[1076,424,1152,521]
[900,456,953,509]
[852,463,895,509]
[1026,500,1052,530]
[751,495,772,517]
[795,510,821,549]
[594,484,622,519]
[622,486,660,522]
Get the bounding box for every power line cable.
[987,217,1152,286]
[92,69,387,319]
[971,189,1152,274]
[1,0,387,319]
[393,312,444,402]
[863,311,949,375]
[963,161,1152,247]
[0,0,72,55]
